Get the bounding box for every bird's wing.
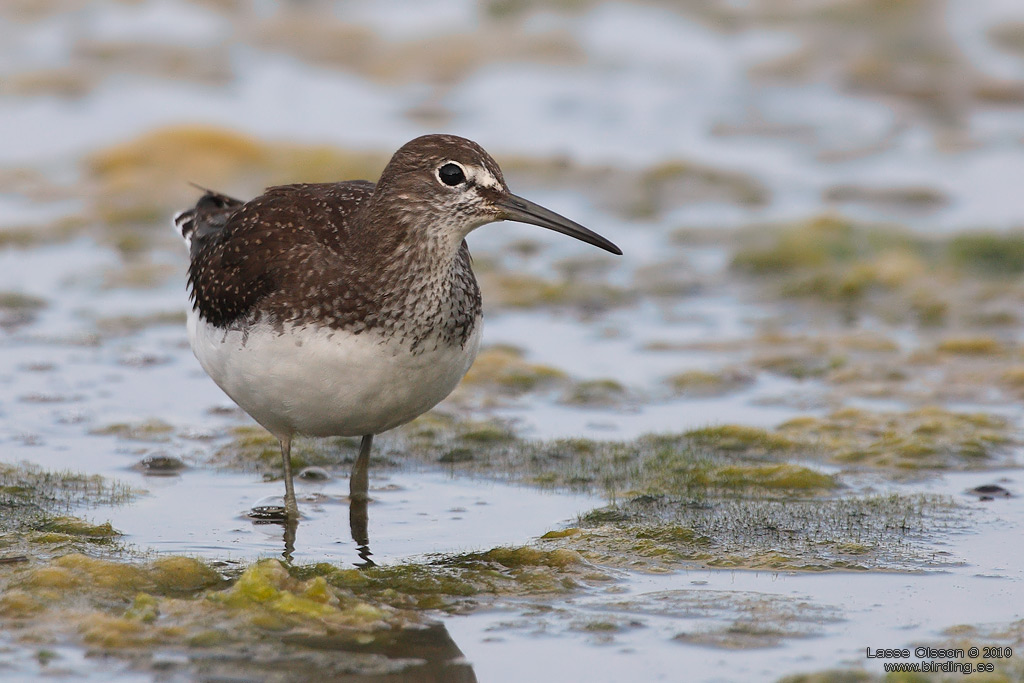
[182,181,376,328]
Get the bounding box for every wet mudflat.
[1,1,1024,681]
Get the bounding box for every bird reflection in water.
[284,622,478,683]
[349,435,375,567]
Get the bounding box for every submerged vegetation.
[0,463,132,531]
[562,492,963,572]
[208,414,845,499]
[0,463,133,576]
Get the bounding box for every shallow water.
[105,470,602,566]
[452,469,1024,682]
[2,1,1024,682]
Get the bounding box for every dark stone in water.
[248,505,287,522]
[136,454,187,474]
[969,484,1012,501]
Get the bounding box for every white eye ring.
[436,161,468,187]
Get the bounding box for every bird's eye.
[438,163,466,186]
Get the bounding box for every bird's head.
[373,134,622,256]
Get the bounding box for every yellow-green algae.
[732,215,925,277]
[0,291,47,310]
[449,346,635,410]
[0,539,608,677]
[212,560,390,631]
[935,336,1005,356]
[212,405,1011,504]
[557,492,962,573]
[729,217,1024,335]
[31,516,120,546]
[0,554,447,674]
[295,546,601,614]
[626,158,769,217]
[776,407,1012,470]
[559,378,628,407]
[0,291,47,330]
[684,425,798,455]
[81,125,387,257]
[477,269,631,312]
[395,421,836,497]
[0,224,63,248]
[91,418,175,442]
[94,310,186,336]
[458,344,567,395]
[947,231,1024,275]
[667,368,753,397]
[88,125,386,203]
[652,461,836,494]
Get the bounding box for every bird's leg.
[279,435,299,521]
[350,434,372,502]
[349,434,374,566]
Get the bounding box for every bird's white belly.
[187,309,481,438]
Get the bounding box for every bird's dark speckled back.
[178,178,481,352]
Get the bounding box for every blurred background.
[6,0,1024,237]
[2,1,1024,682]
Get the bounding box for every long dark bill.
[497,194,622,256]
